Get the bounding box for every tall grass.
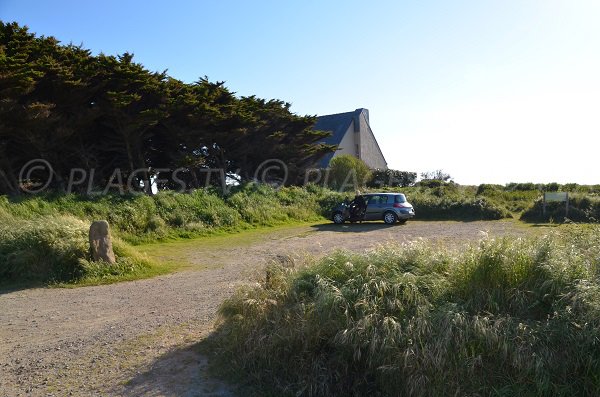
[0,191,244,243]
[0,210,89,281]
[211,225,600,396]
[0,184,348,245]
[0,184,347,283]
[227,184,319,225]
[476,184,541,213]
[0,210,156,283]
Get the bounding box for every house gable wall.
[356,110,387,169]
[329,124,356,161]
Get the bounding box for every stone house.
[314,108,387,169]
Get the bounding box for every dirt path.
[0,220,534,396]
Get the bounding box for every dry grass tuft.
[211,225,600,396]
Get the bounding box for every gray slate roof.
[313,109,364,167]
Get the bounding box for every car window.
[367,195,388,205]
[394,194,406,203]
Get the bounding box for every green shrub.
[416,179,448,189]
[506,182,540,191]
[0,185,344,281]
[408,194,511,220]
[211,226,600,396]
[304,183,350,217]
[476,183,503,195]
[367,169,417,188]
[543,182,560,192]
[364,184,514,220]
[521,194,600,223]
[475,186,540,214]
[328,155,372,191]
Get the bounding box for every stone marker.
[89,220,116,264]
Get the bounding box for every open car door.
[365,194,387,220]
[348,196,367,221]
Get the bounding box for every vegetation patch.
[522,194,600,223]
[409,193,511,220]
[0,185,347,244]
[210,225,600,396]
[387,184,514,220]
[1,181,595,286]
[0,210,159,285]
[0,185,348,285]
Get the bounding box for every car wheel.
[383,212,397,225]
[333,212,345,224]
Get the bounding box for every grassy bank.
[0,209,166,286]
[0,184,345,245]
[210,225,600,396]
[1,181,590,285]
[0,184,346,284]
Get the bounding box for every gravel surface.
[0,220,531,396]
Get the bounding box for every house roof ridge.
[316,110,357,119]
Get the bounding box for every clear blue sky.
[2,0,599,184]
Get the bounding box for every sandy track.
[0,220,530,396]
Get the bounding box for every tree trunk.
[134,144,153,195]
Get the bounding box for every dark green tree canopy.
[0,21,335,195]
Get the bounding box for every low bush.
[404,190,512,220]
[475,186,540,214]
[521,194,600,223]
[416,179,452,189]
[420,196,510,220]
[505,182,540,191]
[373,185,512,220]
[211,226,600,396]
[5,181,592,284]
[367,169,417,188]
[476,183,504,195]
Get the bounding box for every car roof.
[363,192,404,196]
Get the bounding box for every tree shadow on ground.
[0,280,45,295]
[117,342,234,397]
